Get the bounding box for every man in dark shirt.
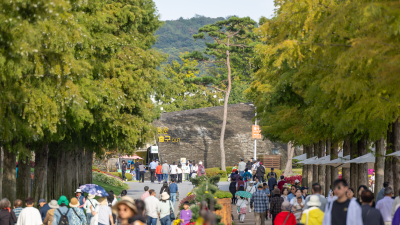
[121,160,127,181]
[360,189,384,225]
[134,160,140,181]
[268,175,277,193]
[266,167,277,180]
[38,199,50,221]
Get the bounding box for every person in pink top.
[197,162,206,177]
[141,186,150,200]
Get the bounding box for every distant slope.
[154,15,225,63]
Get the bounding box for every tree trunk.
[326,139,332,196]
[17,155,32,200]
[318,140,326,196]
[392,119,400,197]
[219,46,232,171]
[284,142,294,176]
[375,137,385,197]
[33,144,49,203]
[357,137,368,197]
[85,150,93,184]
[47,144,58,200]
[313,143,319,185]
[331,142,339,184]
[56,146,65,199]
[302,145,309,187]
[307,144,313,189]
[0,146,3,199]
[350,138,359,192]
[3,148,16,206]
[342,137,351,182]
[386,126,394,186]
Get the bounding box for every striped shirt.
[13,207,23,224]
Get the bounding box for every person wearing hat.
[90,197,114,225]
[267,168,277,180]
[250,183,269,225]
[84,194,98,224]
[277,176,287,191]
[158,192,173,225]
[52,196,71,225]
[256,162,265,183]
[197,161,206,177]
[300,195,324,225]
[43,200,59,225]
[69,197,87,225]
[112,196,137,225]
[38,199,50,221]
[270,188,284,224]
[238,158,247,177]
[301,186,309,199]
[273,201,297,225]
[75,189,85,212]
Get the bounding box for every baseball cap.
[37,199,45,206]
[301,187,309,191]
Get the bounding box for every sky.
[153,0,275,22]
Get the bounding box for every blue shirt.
[149,161,158,169]
[40,203,51,220]
[263,189,270,195]
[287,193,304,202]
[250,190,269,213]
[13,207,23,224]
[169,183,178,193]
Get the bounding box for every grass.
[92,180,130,196]
[219,177,228,182]
[292,168,303,175]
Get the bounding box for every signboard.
[252,125,262,139]
[150,146,159,154]
[180,158,186,164]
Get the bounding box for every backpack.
[200,166,205,174]
[57,209,70,225]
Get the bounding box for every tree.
[185,17,256,170]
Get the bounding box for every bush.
[226,166,234,174]
[215,190,233,199]
[263,168,282,180]
[110,172,133,181]
[205,168,227,178]
[178,194,196,210]
[93,171,124,187]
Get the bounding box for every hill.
[154,15,225,63]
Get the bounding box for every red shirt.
[277,180,287,190]
[156,165,162,174]
[273,212,296,225]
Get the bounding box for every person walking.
[38,199,50,221]
[243,168,252,186]
[238,158,247,177]
[188,161,193,180]
[135,160,140,181]
[300,195,324,225]
[121,160,128,181]
[287,185,297,202]
[180,201,192,225]
[251,160,258,181]
[322,179,362,225]
[267,168,277,180]
[246,182,256,213]
[191,162,198,179]
[170,162,178,181]
[141,186,150,201]
[376,187,394,225]
[230,181,238,204]
[304,183,327,212]
[162,161,170,182]
[183,163,190,182]
[236,197,248,223]
[16,197,42,225]
[169,179,178,208]
[246,160,252,171]
[273,201,297,225]
[69,198,87,225]
[159,182,171,199]
[250,183,270,225]
[281,187,289,201]
[197,162,206,177]
[359,189,384,225]
[52,196,71,225]
[268,175,277,194]
[158,192,173,225]
[90,197,114,225]
[43,200,59,225]
[270,189,284,224]
[139,162,146,183]
[75,189,85,212]
[277,176,287,191]
[13,199,23,223]
[0,198,17,225]
[377,181,390,203]
[84,194,98,225]
[392,190,400,218]
[156,162,163,184]
[177,163,183,183]
[256,162,265,182]
[149,159,158,183]
[144,190,159,225]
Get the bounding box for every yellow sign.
[157,127,181,143]
[252,125,262,139]
[159,136,164,142]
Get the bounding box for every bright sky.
[153,0,275,22]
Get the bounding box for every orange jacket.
[156,165,162,174]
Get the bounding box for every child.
[180,201,192,225]
[246,182,256,212]
[130,168,136,181]
[236,197,248,223]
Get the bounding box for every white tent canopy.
[386,151,400,157]
[304,155,331,165]
[292,153,307,161]
[344,153,375,164]
[321,155,351,167]
[296,156,318,164]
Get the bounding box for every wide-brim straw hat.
[161,192,170,200]
[87,194,96,199]
[69,197,80,208]
[112,196,137,215]
[48,200,59,209]
[307,195,321,207]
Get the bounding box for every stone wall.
[153,103,301,170]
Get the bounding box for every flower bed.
[92,169,122,180]
[93,171,124,187]
[285,175,302,185]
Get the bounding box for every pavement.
[126,180,272,225]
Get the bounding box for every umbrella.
[235,191,252,198]
[79,184,109,197]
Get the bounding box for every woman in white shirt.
[289,189,305,221]
[183,163,190,181]
[281,187,289,201]
[191,163,198,179]
[177,164,183,183]
[170,162,178,181]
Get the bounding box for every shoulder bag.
[282,212,291,225]
[169,200,176,220]
[72,208,83,222]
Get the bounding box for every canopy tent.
[292,153,307,161]
[386,151,400,157]
[321,155,351,167]
[301,155,331,165]
[344,153,375,164]
[296,156,318,164]
[119,155,143,159]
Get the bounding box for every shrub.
[178,194,196,210]
[263,168,282,180]
[205,168,227,178]
[215,190,233,199]
[226,166,234,174]
[110,172,133,181]
[93,171,124,187]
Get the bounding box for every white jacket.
[183,165,190,173]
[322,197,363,225]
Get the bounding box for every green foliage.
[205,168,227,178]
[226,167,234,175]
[93,171,124,187]
[191,175,209,187]
[215,190,233,199]
[110,172,133,181]
[264,168,282,180]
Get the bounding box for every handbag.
[169,200,176,220]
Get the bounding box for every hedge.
[205,168,227,178]
[93,171,124,187]
[215,190,233,199]
[263,168,282,179]
[110,172,133,181]
[226,166,234,174]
